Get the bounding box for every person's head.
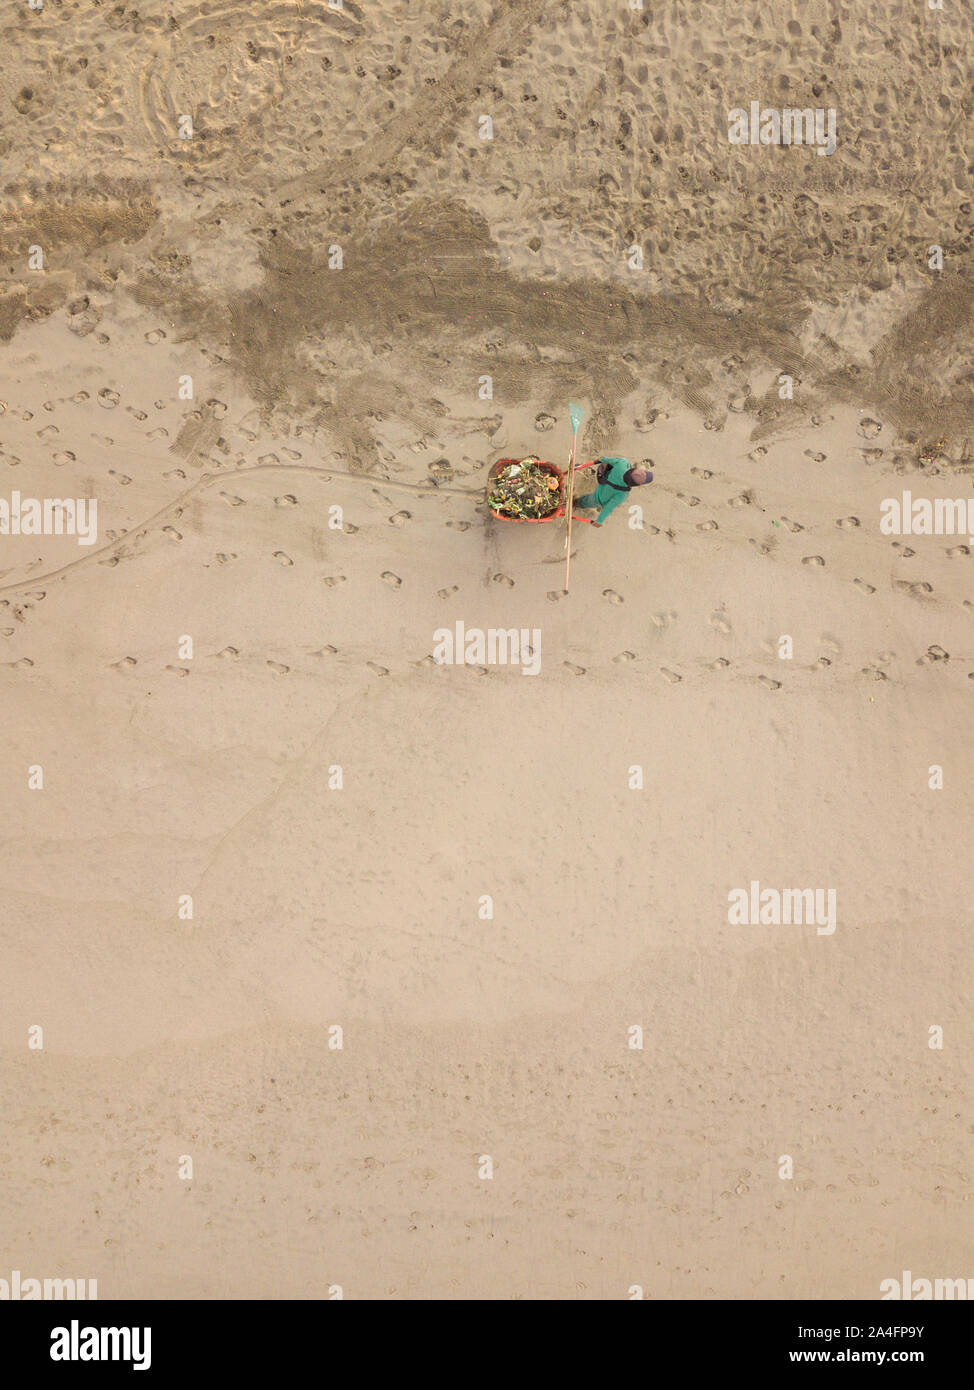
[630,465,653,486]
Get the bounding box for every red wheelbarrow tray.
[486,457,597,523]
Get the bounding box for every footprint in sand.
[750,538,773,555]
[162,526,182,541]
[145,329,166,345]
[535,413,556,432]
[312,645,338,657]
[858,418,883,440]
[854,578,876,594]
[894,579,933,596]
[343,523,359,535]
[381,572,402,588]
[492,573,514,587]
[546,590,565,602]
[917,645,949,665]
[563,662,586,675]
[635,410,668,430]
[757,675,781,690]
[779,517,804,533]
[446,520,471,531]
[220,492,245,507]
[691,467,713,479]
[322,575,346,587]
[836,516,860,529]
[749,447,768,461]
[697,520,719,532]
[677,493,701,507]
[709,612,732,634]
[437,585,459,599]
[273,551,294,566]
[367,662,390,676]
[165,665,190,677]
[659,667,682,684]
[802,555,825,566]
[216,647,240,659]
[613,651,636,663]
[98,388,119,409]
[861,666,888,681]
[813,657,832,670]
[710,657,731,670]
[267,661,290,675]
[52,452,76,466]
[891,541,915,557]
[729,493,753,508]
[215,553,237,565]
[108,470,132,485]
[860,448,883,462]
[389,510,412,527]
[650,611,676,630]
[946,545,970,557]
[603,589,624,604]
[805,451,827,463]
[110,656,137,671]
[275,495,298,508]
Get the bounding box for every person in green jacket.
[573,456,653,526]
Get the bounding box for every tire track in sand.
[274,0,558,201]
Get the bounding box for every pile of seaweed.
[488,458,560,518]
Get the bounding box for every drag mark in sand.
[0,463,482,597]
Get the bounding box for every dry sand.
[1,0,972,1299]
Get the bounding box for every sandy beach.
[1,0,972,1300]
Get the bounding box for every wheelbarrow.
[485,457,597,523]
